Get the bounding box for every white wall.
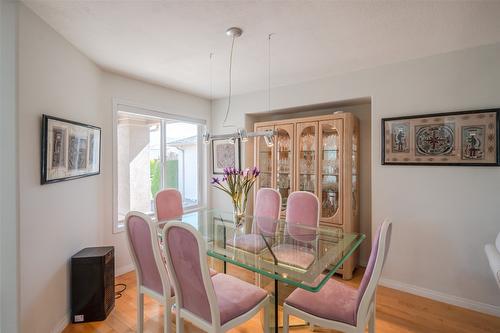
[18,4,104,333]
[17,5,211,333]
[211,42,500,315]
[102,69,210,276]
[0,1,19,332]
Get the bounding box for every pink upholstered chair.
[227,188,281,253]
[283,219,393,333]
[162,222,271,333]
[125,211,175,333]
[271,191,320,269]
[155,188,183,221]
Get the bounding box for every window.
[114,104,204,232]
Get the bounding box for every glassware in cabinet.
[296,123,318,194]
[319,120,343,222]
[276,124,293,212]
[352,123,359,214]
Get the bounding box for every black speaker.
[71,246,115,323]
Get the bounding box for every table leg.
[274,279,279,333]
[260,276,278,333]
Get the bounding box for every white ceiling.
[23,1,500,99]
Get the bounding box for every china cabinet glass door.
[297,123,318,195]
[352,123,359,216]
[276,124,293,212]
[319,120,343,224]
[256,125,274,190]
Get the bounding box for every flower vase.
[232,192,247,226]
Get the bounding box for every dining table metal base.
[265,278,309,333]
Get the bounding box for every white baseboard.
[51,313,69,333]
[379,277,500,318]
[115,263,135,277]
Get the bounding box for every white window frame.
[112,99,206,233]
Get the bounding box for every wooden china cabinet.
[254,112,360,279]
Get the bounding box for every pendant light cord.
[209,52,214,112]
[223,35,236,127]
[268,33,274,113]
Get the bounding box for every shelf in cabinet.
[299,173,316,176]
[300,150,316,153]
[322,174,339,177]
[322,149,339,152]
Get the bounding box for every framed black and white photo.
[382,108,500,166]
[41,115,101,184]
[211,138,241,174]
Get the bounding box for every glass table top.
[158,209,365,292]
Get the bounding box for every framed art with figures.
[382,109,500,166]
[41,115,101,184]
[211,138,241,174]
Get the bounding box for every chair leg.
[263,301,270,333]
[176,316,184,333]
[164,299,172,333]
[282,307,289,333]
[137,292,144,333]
[368,307,376,333]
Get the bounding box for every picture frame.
[41,114,101,184]
[211,138,241,174]
[381,108,500,166]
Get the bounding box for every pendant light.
[203,27,276,144]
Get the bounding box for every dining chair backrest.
[355,219,392,324]
[125,211,170,296]
[285,191,320,242]
[252,188,282,236]
[484,231,500,289]
[155,188,183,221]
[162,222,220,326]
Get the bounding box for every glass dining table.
[157,208,365,333]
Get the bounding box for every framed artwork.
[211,138,241,174]
[41,114,101,184]
[382,109,500,166]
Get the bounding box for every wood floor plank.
[63,266,500,333]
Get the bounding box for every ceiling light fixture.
[264,133,274,147]
[222,27,242,128]
[203,27,277,145]
[202,129,210,144]
[238,128,248,143]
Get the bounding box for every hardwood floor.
[63,265,500,333]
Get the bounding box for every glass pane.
[277,128,292,211]
[258,132,273,189]
[165,121,199,207]
[298,126,316,193]
[117,112,161,220]
[352,127,358,212]
[157,208,365,291]
[320,124,339,218]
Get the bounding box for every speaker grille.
[104,254,115,313]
